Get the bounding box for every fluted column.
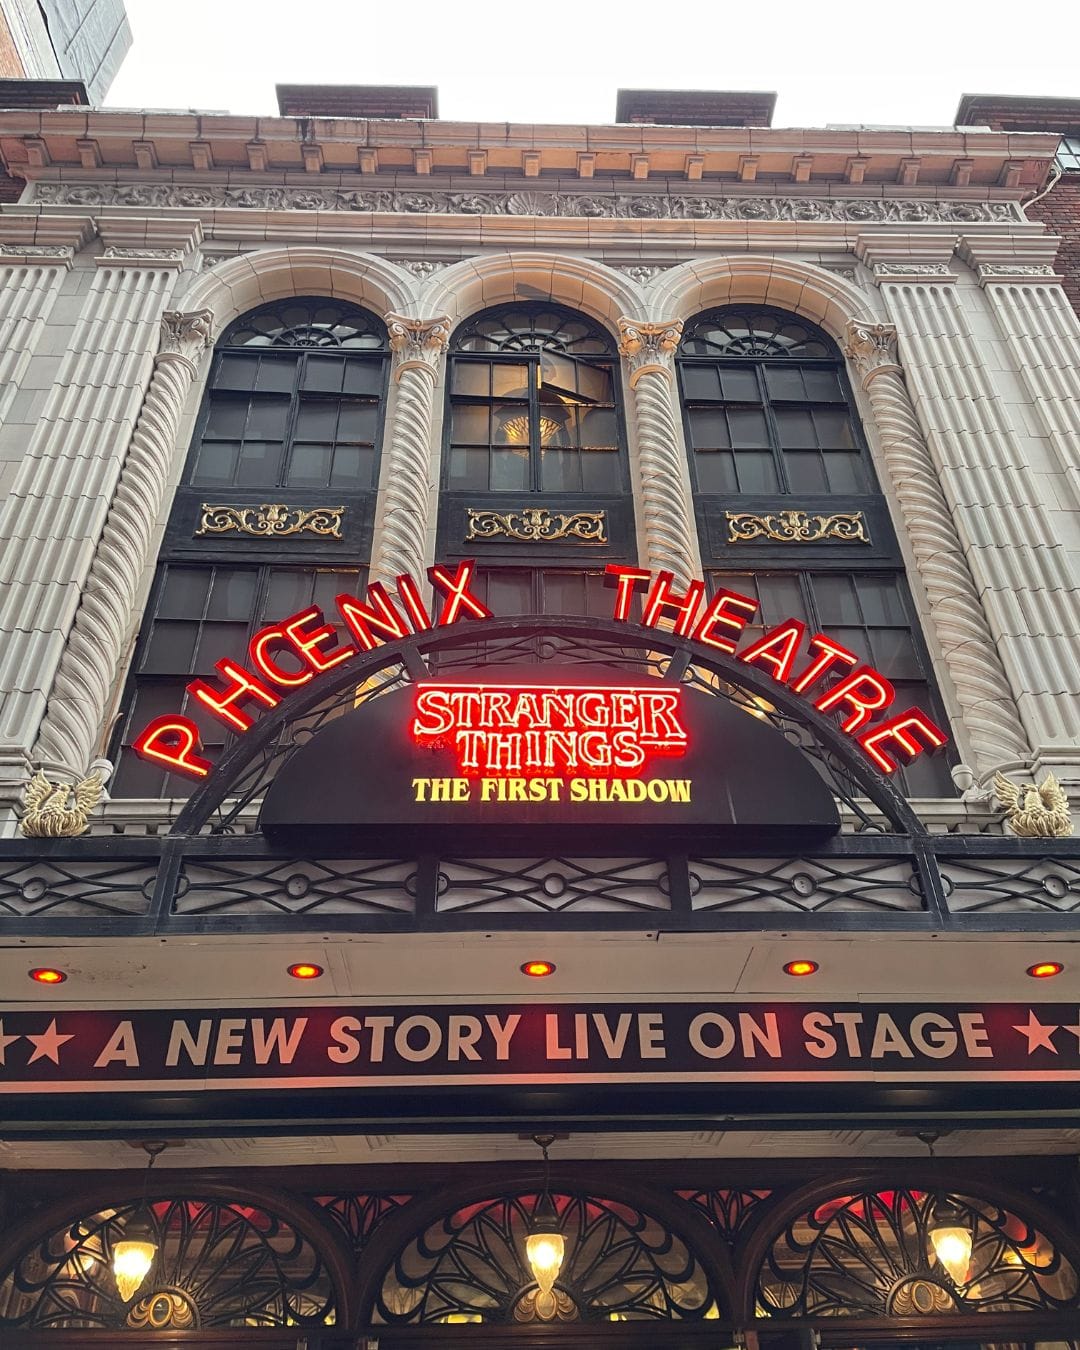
[974,270,1080,513]
[617,319,698,590]
[369,314,450,587]
[877,275,1080,760]
[0,237,195,774]
[34,310,214,778]
[843,321,1030,776]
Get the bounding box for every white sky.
[106,0,1078,128]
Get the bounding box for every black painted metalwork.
[373,1191,718,1324]
[0,1197,337,1329]
[756,1187,1079,1319]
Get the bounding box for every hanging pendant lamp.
[113,1142,167,1302]
[524,1134,565,1319]
[916,1131,973,1286]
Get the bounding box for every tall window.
[111,298,390,798]
[438,303,634,613]
[679,306,952,797]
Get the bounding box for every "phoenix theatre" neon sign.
[133,560,947,781]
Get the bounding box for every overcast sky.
[106,0,1077,128]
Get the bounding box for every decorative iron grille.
[374,1191,719,1324]
[756,1188,1079,1319]
[0,1197,337,1329]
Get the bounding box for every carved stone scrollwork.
[616,318,682,387]
[843,319,1030,775]
[466,507,608,544]
[370,314,452,588]
[385,313,451,381]
[616,316,697,590]
[33,310,215,778]
[727,509,869,545]
[126,1290,199,1330]
[196,503,345,540]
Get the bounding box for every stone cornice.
[0,110,1059,192]
[0,212,94,249]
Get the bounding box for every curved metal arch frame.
[449,299,619,357]
[733,1168,1080,1325]
[351,1169,737,1327]
[0,1177,357,1331]
[217,294,390,350]
[678,303,841,360]
[171,614,924,838]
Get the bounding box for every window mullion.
[757,361,791,494]
[528,358,541,492]
[277,352,309,489]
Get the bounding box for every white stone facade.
[0,110,1078,833]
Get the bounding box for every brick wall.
[1027,177,1080,315]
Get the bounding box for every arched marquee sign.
[129,561,947,842]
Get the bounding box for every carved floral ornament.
[466,507,608,544]
[195,503,345,540]
[159,309,214,361]
[726,510,869,545]
[31,181,1025,223]
[385,313,451,380]
[843,320,901,385]
[617,318,683,385]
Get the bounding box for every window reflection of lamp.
[497,385,571,448]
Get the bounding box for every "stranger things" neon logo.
[132,560,947,781]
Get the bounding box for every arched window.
[110,297,390,798]
[439,303,634,619]
[678,305,952,797]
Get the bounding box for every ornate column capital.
[616,318,683,387]
[385,313,451,382]
[843,320,901,387]
[157,309,214,367]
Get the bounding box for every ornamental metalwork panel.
[0,857,156,918]
[171,858,418,916]
[755,1188,1078,1319]
[374,1192,718,1324]
[940,855,1080,914]
[725,510,868,545]
[465,507,608,545]
[0,1197,337,1329]
[434,858,670,914]
[675,1189,773,1245]
[689,856,920,914]
[195,503,345,539]
[313,1194,413,1256]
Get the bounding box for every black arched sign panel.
[260,666,840,851]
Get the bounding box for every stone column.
[369,314,450,587]
[843,320,1030,777]
[33,310,214,779]
[0,222,200,789]
[869,260,1080,766]
[616,318,698,591]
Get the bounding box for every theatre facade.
[0,85,1079,1348]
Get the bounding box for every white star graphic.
[0,1020,21,1065]
[25,1018,73,1065]
[1013,1010,1060,1054]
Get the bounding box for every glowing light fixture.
[521,960,556,978]
[29,967,66,984]
[916,1131,972,1287]
[783,960,818,978]
[287,962,324,980]
[113,1142,166,1302]
[1027,961,1064,979]
[525,1134,566,1320]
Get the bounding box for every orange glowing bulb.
[29,967,66,984]
[784,960,819,977]
[287,963,324,980]
[521,960,556,978]
[1027,961,1064,979]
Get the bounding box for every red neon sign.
[412,683,688,777]
[131,558,947,781]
